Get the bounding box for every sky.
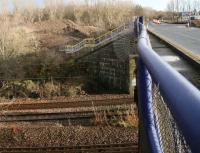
[2,0,170,11]
[135,0,170,11]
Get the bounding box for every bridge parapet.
[136,16,200,153]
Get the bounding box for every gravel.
[0,94,138,148]
[0,126,138,147]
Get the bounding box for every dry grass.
[94,112,107,125]
[192,20,200,27]
[1,0,141,30]
[0,79,88,99]
[9,0,161,29]
[119,113,138,128]
[0,20,39,60]
[93,104,138,128]
[0,0,156,99]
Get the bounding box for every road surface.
[149,34,200,89]
[148,23,200,57]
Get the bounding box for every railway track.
[0,143,138,153]
[0,97,134,111]
[0,97,135,122]
[0,107,133,122]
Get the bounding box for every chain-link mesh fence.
[152,83,192,153]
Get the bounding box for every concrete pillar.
[129,55,137,96]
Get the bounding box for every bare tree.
[192,0,200,14]
[186,0,192,12]
[44,0,65,20]
[0,0,10,21]
[167,0,176,20]
[167,0,175,12]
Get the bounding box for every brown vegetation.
[0,2,139,148]
[192,19,200,27]
[9,0,135,30]
[0,79,87,99]
[0,0,159,99]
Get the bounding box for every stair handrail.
[62,21,133,53]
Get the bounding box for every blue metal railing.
[136,16,200,153]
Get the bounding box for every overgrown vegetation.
[0,0,159,99]
[8,0,131,29]
[93,106,138,128]
[0,79,88,99]
[0,0,160,30]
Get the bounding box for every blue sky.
[36,0,44,6]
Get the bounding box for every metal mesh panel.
[152,83,192,153]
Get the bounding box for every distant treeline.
[0,0,163,29]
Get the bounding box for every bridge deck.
[148,23,200,57]
[149,34,200,89]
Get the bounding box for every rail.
[0,143,138,153]
[136,16,200,153]
[0,108,132,122]
[61,22,134,53]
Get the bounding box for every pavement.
[149,34,200,89]
[148,22,200,57]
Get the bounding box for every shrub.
[0,80,39,98]
[0,79,87,99]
